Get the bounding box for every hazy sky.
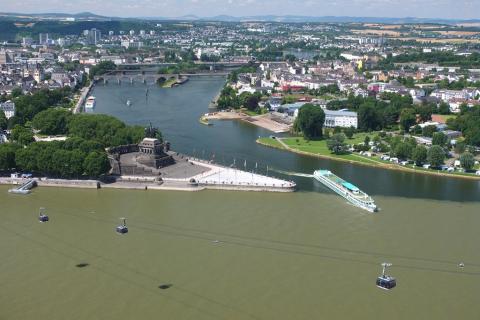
[0,0,477,19]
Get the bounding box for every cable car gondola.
[38,207,49,223]
[376,262,396,290]
[116,218,128,234]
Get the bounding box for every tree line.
[1,110,154,178]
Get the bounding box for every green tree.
[459,152,475,171]
[358,103,382,131]
[454,141,466,154]
[244,95,260,111]
[344,126,355,139]
[438,102,451,114]
[394,142,413,159]
[364,135,371,146]
[83,151,110,177]
[0,111,7,130]
[11,125,34,145]
[399,108,417,132]
[417,105,433,122]
[412,145,428,165]
[422,125,437,137]
[294,104,325,140]
[0,143,21,170]
[327,133,347,154]
[411,124,421,135]
[15,147,38,172]
[432,132,447,146]
[32,108,71,135]
[89,61,116,80]
[67,114,143,147]
[427,145,445,167]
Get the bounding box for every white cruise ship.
[85,96,96,110]
[313,170,377,212]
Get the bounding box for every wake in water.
[269,168,313,178]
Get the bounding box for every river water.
[1,77,479,320]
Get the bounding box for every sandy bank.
[203,111,291,133]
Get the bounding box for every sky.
[0,0,477,20]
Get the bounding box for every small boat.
[126,100,132,107]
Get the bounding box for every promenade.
[0,156,296,193]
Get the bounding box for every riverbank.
[0,156,296,193]
[257,137,480,181]
[73,81,94,114]
[203,111,291,133]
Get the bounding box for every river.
[1,77,479,320]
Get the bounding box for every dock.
[8,179,37,194]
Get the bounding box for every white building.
[324,109,358,128]
[121,40,144,49]
[0,100,15,119]
[291,104,358,129]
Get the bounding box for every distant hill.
[0,11,111,21]
[1,12,480,25]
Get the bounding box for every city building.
[0,50,11,65]
[0,101,16,119]
[85,28,101,45]
[39,33,49,45]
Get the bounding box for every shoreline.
[73,81,94,114]
[0,155,296,193]
[256,138,480,181]
[203,111,291,133]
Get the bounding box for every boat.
[85,96,96,109]
[126,100,132,107]
[313,170,377,212]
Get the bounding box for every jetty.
[8,179,37,194]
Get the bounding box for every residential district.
[1,15,480,180]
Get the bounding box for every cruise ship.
[85,96,96,110]
[313,170,377,212]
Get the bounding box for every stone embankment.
[0,157,296,193]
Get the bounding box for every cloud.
[0,0,476,19]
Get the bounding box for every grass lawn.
[258,135,480,179]
[257,137,286,149]
[266,133,380,165]
[243,109,260,116]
